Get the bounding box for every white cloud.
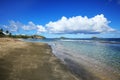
[46,14,115,34]
[22,21,46,33]
[2,14,116,35]
[2,21,46,34]
[22,21,36,30]
[4,20,22,32]
[37,25,46,33]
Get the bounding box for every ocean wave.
[59,39,92,42]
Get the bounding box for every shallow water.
[23,39,120,80]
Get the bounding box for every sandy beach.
[0,38,79,80]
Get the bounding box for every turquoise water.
[51,40,120,80]
[55,40,120,70]
[23,39,120,80]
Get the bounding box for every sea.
[23,38,120,80]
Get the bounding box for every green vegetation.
[11,35,46,39]
[91,36,102,41]
[5,30,9,34]
[0,28,12,37]
[32,35,46,39]
[0,28,46,39]
[91,36,99,39]
[60,36,68,39]
[0,29,5,37]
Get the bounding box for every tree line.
[0,28,45,39]
[0,28,12,37]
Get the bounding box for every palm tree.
[0,28,3,32]
[9,33,12,37]
[6,30,9,34]
[0,28,5,37]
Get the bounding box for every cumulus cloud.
[37,25,46,33]
[22,22,46,33]
[22,21,36,30]
[46,14,115,34]
[22,21,46,33]
[2,14,116,35]
[2,21,46,34]
[3,20,22,32]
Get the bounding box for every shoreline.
[0,38,79,80]
[50,41,120,80]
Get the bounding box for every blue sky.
[0,0,120,38]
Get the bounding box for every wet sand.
[0,38,79,80]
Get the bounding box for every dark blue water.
[23,38,120,80]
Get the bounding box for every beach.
[0,38,79,80]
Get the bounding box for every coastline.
[0,38,79,80]
[50,41,120,80]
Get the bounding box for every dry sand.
[0,38,79,80]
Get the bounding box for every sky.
[0,0,120,38]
